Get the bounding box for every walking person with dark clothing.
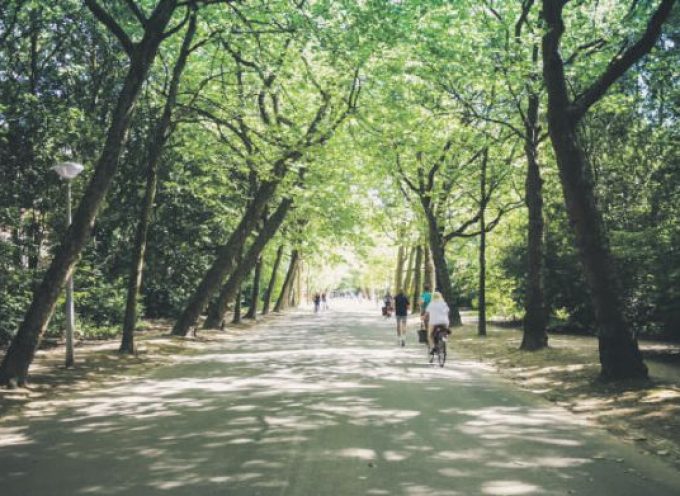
[394,290,410,347]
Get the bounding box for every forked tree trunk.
[171,166,296,336]
[274,250,299,312]
[120,11,197,355]
[245,256,262,319]
[203,198,292,329]
[0,0,178,386]
[411,245,423,313]
[540,0,673,379]
[262,245,284,315]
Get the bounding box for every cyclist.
[424,291,449,354]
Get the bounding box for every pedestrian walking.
[394,290,410,346]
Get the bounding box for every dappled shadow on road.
[1,305,678,495]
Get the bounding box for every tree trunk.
[245,256,262,319]
[120,11,197,355]
[411,245,423,313]
[171,168,295,336]
[478,150,488,337]
[203,198,293,329]
[274,250,299,312]
[424,212,462,326]
[231,286,242,324]
[0,1,177,386]
[541,0,652,379]
[520,89,549,351]
[262,245,284,315]
[203,242,244,330]
[289,263,299,307]
[402,246,416,296]
[423,246,436,292]
[394,245,405,292]
[293,260,302,307]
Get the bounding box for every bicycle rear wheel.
[437,340,447,367]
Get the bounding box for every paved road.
[2,302,680,495]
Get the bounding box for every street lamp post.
[52,161,84,368]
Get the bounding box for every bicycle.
[429,324,450,367]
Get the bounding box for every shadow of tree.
[1,304,680,495]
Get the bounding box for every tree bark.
[402,246,416,296]
[0,0,178,386]
[120,10,196,355]
[245,256,263,319]
[540,0,674,379]
[478,150,488,337]
[520,89,549,350]
[274,249,300,312]
[293,260,302,307]
[203,242,244,330]
[411,245,423,313]
[262,245,284,315]
[423,246,435,292]
[394,245,405,292]
[203,198,293,329]
[231,286,242,324]
[424,212,462,326]
[171,160,297,337]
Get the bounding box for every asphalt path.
[2,301,680,495]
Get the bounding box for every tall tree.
[120,8,198,354]
[171,48,360,336]
[0,0,181,386]
[397,142,516,326]
[541,0,675,379]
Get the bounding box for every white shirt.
[427,300,450,327]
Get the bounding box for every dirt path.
[1,302,680,495]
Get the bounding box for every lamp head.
[52,161,84,180]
